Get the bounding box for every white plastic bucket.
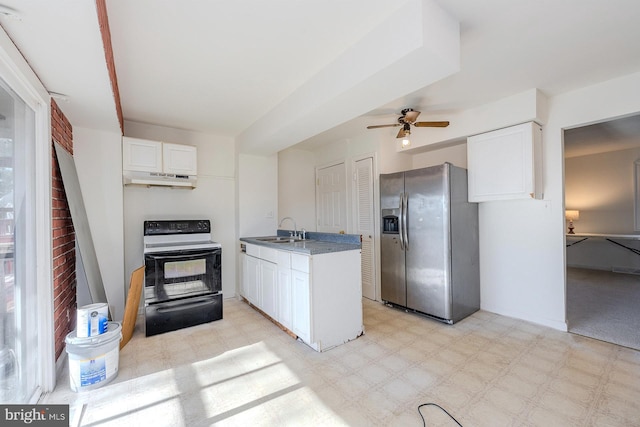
[65,322,122,392]
[76,303,109,337]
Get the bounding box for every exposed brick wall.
[51,99,76,360]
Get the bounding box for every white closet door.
[316,163,346,233]
[355,157,376,300]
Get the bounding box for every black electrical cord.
[417,402,463,427]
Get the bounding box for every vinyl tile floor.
[42,298,640,426]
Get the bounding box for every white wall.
[412,142,467,169]
[280,133,381,233]
[73,127,125,320]
[278,129,474,303]
[279,130,423,302]
[123,121,237,298]
[479,71,640,330]
[237,153,278,238]
[565,147,640,233]
[277,149,316,231]
[277,72,640,332]
[564,143,640,272]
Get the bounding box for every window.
[0,78,38,402]
[0,34,53,403]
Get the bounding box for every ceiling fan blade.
[403,110,421,123]
[396,128,408,138]
[366,123,401,129]
[414,121,450,128]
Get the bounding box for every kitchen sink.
[254,236,310,243]
[255,236,295,243]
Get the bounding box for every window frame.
[0,27,54,401]
[635,159,640,232]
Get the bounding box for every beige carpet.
[567,267,640,351]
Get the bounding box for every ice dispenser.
[382,209,399,234]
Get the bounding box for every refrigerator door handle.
[398,192,405,250]
[403,192,409,251]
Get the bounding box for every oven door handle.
[146,250,218,261]
[154,296,217,313]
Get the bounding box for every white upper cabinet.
[163,143,197,176]
[123,137,198,187]
[467,121,543,202]
[123,137,197,175]
[122,137,162,173]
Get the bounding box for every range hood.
[123,170,197,188]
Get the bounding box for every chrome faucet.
[278,216,297,238]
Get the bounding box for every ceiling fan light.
[401,129,411,148]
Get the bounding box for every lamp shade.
[565,210,580,221]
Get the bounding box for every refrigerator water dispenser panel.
[382,210,399,234]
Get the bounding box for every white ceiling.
[564,113,640,158]
[1,0,639,155]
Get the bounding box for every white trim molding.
[635,158,640,231]
[0,25,55,395]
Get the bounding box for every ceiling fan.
[366,108,449,144]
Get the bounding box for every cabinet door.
[239,252,246,297]
[122,137,162,172]
[278,267,292,329]
[244,255,260,306]
[163,143,197,175]
[467,121,542,201]
[260,260,278,320]
[291,270,311,343]
[277,251,292,329]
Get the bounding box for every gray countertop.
[240,230,361,255]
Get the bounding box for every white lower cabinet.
[260,259,278,320]
[239,252,246,297]
[242,245,277,318]
[244,254,260,306]
[240,241,362,352]
[291,269,311,343]
[277,251,292,330]
[290,252,311,343]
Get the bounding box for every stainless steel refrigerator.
[380,163,479,323]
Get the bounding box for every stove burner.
[143,220,220,253]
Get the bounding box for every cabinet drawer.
[291,253,310,273]
[259,246,278,263]
[277,250,291,269]
[246,243,259,257]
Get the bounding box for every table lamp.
[565,210,580,234]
